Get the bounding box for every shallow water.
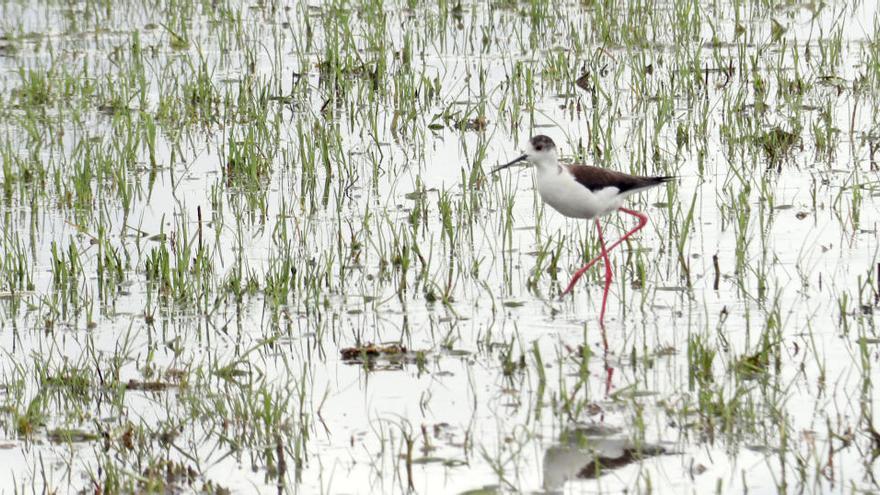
[1,0,879,493]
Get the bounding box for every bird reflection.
[542,425,666,492]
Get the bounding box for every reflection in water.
[542,425,667,492]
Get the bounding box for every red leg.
[560,208,648,296]
[596,219,612,325]
[604,362,614,396]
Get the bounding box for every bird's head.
[491,135,558,174]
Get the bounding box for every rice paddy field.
[1,0,880,493]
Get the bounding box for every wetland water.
[0,0,879,493]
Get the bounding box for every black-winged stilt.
[492,135,672,326]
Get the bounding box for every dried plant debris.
[340,343,425,370]
[340,343,408,361]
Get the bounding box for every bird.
[491,135,672,326]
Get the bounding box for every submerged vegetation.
[0,0,878,492]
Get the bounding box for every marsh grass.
[0,0,878,493]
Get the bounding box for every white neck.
[532,154,559,173]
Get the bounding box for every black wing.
[566,164,673,193]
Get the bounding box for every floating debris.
[340,343,407,361]
[339,343,427,371]
[125,380,177,392]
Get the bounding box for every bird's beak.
[490,154,529,174]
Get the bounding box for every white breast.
[535,165,624,219]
